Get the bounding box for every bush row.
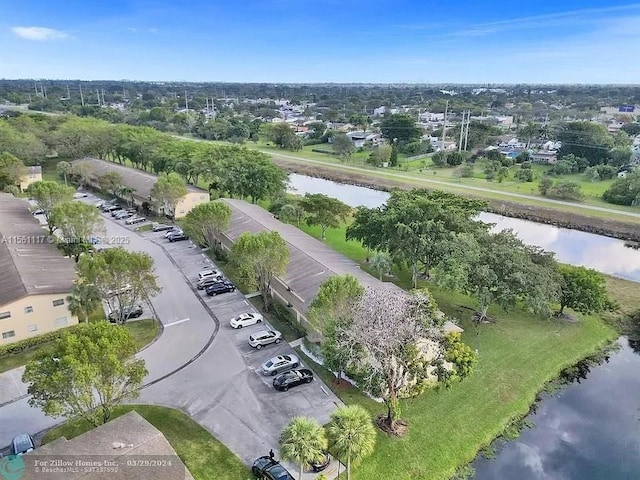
[0,324,81,357]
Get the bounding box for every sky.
[2,0,640,84]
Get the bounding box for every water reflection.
[472,339,640,480]
[287,174,640,281]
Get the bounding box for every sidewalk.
[0,366,28,406]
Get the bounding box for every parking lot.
[105,205,342,465]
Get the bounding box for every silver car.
[261,354,299,376]
[248,330,282,350]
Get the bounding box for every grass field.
[41,405,250,480]
[0,318,160,374]
[294,220,627,480]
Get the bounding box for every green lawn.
[41,405,250,480]
[0,318,160,374]
[296,221,622,480]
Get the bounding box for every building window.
[28,324,38,332]
[2,330,15,340]
[55,316,68,327]
[52,299,64,307]
[24,306,33,314]
[0,311,10,320]
[200,195,205,200]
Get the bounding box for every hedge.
[270,299,307,337]
[311,148,335,155]
[0,325,82,357]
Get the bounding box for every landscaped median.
[41,405,250,480]
[294,221,629,480]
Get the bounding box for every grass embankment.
[41,405,250,480]
[0,314,160,374]
[296,221,628,480]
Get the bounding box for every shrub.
[515,168,534,182]
[453,164,474,178]
[270,299,306,337]
[311,148,334,155]
[539,177,553,195]
[547,181,584,201]
[603,172,640,205]
[0,325,82,356]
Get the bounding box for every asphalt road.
[1,195,341,468]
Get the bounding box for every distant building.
[24,411,194,479]
[17,166,42,192]
[530,151,558,164]
[72,158,210,219]
[0,193,78,345]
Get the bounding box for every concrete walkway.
[0,367,27,406]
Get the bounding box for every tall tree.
[217,151,288,203]
[518,121,541,148]
[556,121,613,166]
[370,251,393,280]
[347,189,488,288]
[279,417,328,480]
[98,171,124,197]
[56,160,72,186]
[332,133,355,160]
[557,265,611,315]
[26,181,75,234]
[66,283,102,323]
[180,201,232,250]
[278,202,306,227]
[50,201,105,261]
[22,322,148,427]
[300,193,351,240]
[228,231,289,310]
[77,247,162,324]
[71,162,94,189]
[326,405,376,480]
[0,151,25,191]
[380,114,422,143]
[151,172,187,218]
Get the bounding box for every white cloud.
[11,26,69,41]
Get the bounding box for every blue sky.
[2,0,640,83]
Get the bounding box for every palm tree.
[518,122,541,149]
[370,252,392,281]
[327,405,376,480]
[119,186,136,208]
[67,284,102,323]
[279,416,327,480]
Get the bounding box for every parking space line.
[164,317,191,327]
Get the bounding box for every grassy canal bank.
[291,219,636,480]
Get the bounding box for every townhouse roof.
[0,193,77,306]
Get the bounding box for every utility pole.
[441,100,449,151]
[464,111,471,151]
[102,89,106,106]
[79,84,85,106]
[34,81,38,96]
[458,110,465,152]
[184,90,188,111]
[43,85,47,99]
[66,84,70,99]
[96,89,101,106]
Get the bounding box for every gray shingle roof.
[0,194,77,306]
[220,198,462,334]
[72,158,203,201]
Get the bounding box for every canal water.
[287,173,640,480]
[287,173,640,282]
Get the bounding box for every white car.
[198,268,220,281]
[114,210,133,220]
[126,216,146,225]
[73,192,89,199]
[106,284,132,297]
[229,312,264,329]
[248,329,282,349]
[261,354,300,376]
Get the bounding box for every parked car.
[106,284,132,298]
[196,276,224,290]
[252,456,295,480]
[198,268,220,281]
[103,204,121,212]
[31,209,45,216]
[273,368,314,391]
[73,192,89,199]
[311,453,331,472]
[152,223,174,232]
[167,231,188,242]
[229,312,263,329]
[261,354,299,376]
[11,433,35,455]
[114,211,133,220]
[108,305,143,323]
[249,330,282,349]
[164,227,181,238]
[126,216,146,225]
[205,281,235,296]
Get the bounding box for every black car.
[11,433,35,455]
[252,456,295,480]
[272,369,314,392]
[311,453,331,472]
[108,305,144,323]
[205,281,236,296]
[167,232,188,242]
[196,276,224,290]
